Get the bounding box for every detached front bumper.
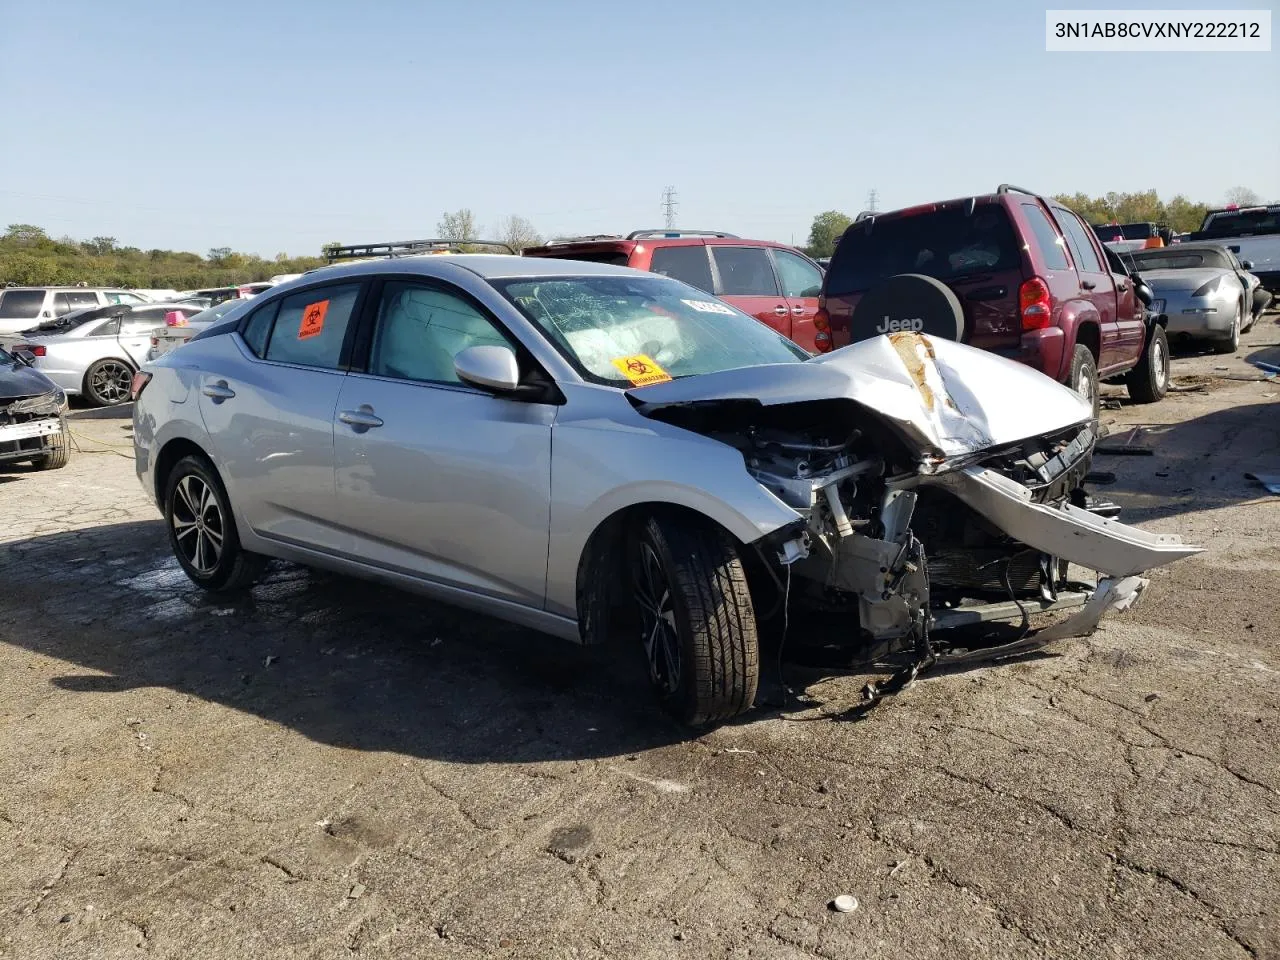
[924,465,1202,577]
[0,415,64,464]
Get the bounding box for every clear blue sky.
[2,0,1276,257]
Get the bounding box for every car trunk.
[823,203,1026,353]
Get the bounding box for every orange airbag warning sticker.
[298,299,329,340]
[611,354,672,387]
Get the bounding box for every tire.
[630,513,758,726]
[1210,302,1242,355]
[1067,344,1100,418]
[83,358,135,407]
[1125,325,1170,404]
[29,416,72,470]
[163,454,265,592]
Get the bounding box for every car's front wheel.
[164,454,265,592]
[631,513,759,726]
[1125,325,1170,404]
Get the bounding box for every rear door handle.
[338,405,383,430]
[791,304,805,315]
[773,305,788,317]
[201,380,235,402]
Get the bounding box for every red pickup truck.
[820,185,1170,413]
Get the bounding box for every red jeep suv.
[522,231,827,353]
[820,185,1170,412]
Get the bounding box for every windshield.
[186,298,246,326]
[825,205,1021,297]
[493,275,807,386]
[1202,208,1280,235]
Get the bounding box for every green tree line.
[0,224,326,289]
[803,187,1265,258]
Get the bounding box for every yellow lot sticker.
[611,354,673,387]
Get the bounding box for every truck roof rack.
[995,184,1039,197]
[625,229,739,240]
[323,238,515,263]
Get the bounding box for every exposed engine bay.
[632,333,1202,684]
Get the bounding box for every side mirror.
[454,344,521,393]
[13,349,35,366]
[1241,260,1254,270]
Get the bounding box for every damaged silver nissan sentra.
[132,254,1200,727]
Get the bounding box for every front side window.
[649,245,714,293]
[494,274,806,387]
[773,249,824,298]
[369,282,512,384]
[263,283,361,369]
[711,246,780,296]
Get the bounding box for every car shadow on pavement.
[1097,400,1279,524]
[0,519,698,764]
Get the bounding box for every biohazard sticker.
[611,354,672,387]
[681,298,735,315]
[298,299,329,340]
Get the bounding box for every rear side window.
[263,284,361,369]
[711,247,779,296]
[1021,204,1071,271]
[0,290,46,319]
[1056,211,1104,273]
[825,205,1021,296]
[649,246,714,293]
[54,291,100,315]
[773,248,824,297]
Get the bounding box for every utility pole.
[866,188,879,214]
[662,186,678,229]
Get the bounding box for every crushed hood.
[628,333,1093,459]
[0,359,61,403]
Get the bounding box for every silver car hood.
[629,333,1093,459]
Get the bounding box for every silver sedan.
[133,256,1199,725]
[0,303,203,406]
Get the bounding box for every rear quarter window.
[825,205,1021,297]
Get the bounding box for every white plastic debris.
[832,895,858,913]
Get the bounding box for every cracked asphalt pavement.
[1,320,1278,959]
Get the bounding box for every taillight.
[150,336,159,346]
[1019,277,1052,331]
[812,306,833,352]
[15,344,46,357]
[130,372,152,400]
[1191,277,1222,298]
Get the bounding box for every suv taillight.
[813,307,832,352]
[1019,277,1052,331]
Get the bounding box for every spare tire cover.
[847,273,965,342]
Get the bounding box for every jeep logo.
[876,315,924,334]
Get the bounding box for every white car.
[0,287,151,337]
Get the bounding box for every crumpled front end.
[0,388,67,465]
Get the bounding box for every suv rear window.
[650,246,714,293]
[825,205,1021,296]
[0,290,46,319]
[536,250,631,267]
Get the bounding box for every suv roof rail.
[543,234,624,245]
[323,238,516,263]
[625,229,739,240]
[995,183,1040,197]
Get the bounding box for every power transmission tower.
[866,188,879,214]
[662,186,678,229]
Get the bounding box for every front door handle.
[338,405,383,430]
[773,305,788,317]
[201,380,235,402]
[1081,279,1097,290]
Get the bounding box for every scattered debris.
[347,882,366,900]
[263,655,278,667]
[831,894,859,913]
[59,914,72,924]
[1246,473,1280,495]
[1095,446,1154,456]
[889,859,907,878]
[1251,360,1280,375]
[674,930,686,941]
[1144,693,1160,703]
[1101,399,1122,410]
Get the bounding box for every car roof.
[307,253,657,282]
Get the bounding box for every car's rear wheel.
[30,415,71,470]
[1125,325,1170,404]
[1068,344,1100,418]
[1211,302,1242,355]
[164,454,265,592]
[83,358,134,407]
[631,513,758,726]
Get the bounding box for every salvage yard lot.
[1,326,1278,960]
